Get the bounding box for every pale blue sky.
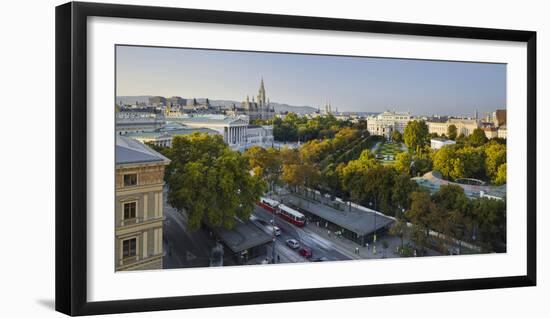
[116,45,506,116]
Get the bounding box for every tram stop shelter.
[211,218,272,265]
[285,195,394,246]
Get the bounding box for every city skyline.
[116,45,506,116]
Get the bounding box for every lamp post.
[271,219,276,264]
[370,198,377,244]
[270,180,277,264]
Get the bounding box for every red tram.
[257,197,306,227]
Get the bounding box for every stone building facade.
[367,110,413,139]
[427,118,480,137]
[115,136,170,271]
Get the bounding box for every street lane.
[163,190,355,269]
[253,206,352,262]
[163,190,215,269]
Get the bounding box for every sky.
[116,45,506,116]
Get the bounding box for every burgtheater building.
[367,110,413,139]
[115,136,170,271]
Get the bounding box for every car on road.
[311,256,329,262]
[299,248,312,258]
[266,225,281,236]
[286,238,300,249]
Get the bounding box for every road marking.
[186,251,196,262]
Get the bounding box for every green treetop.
[164,133,266,230]
[447,124,458,140]
[468,128,489,147]
[404,120,429,153]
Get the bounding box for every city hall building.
[226,78,275,121]
[115,135,171,271]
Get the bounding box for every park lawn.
[376,141,405,165]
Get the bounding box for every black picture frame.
[55,1,536,316]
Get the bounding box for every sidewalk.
[305,221,410,260]
[278,189,475,256]
[276,192,396,259]
[278,191,442,260]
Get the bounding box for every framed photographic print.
[55,1,536,316]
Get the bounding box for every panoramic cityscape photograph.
[114,45,507,271]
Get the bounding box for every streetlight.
[270,213,277,263]
[269,180,277,264]
[369,198,377,244]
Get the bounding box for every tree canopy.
[391,130,403,143]
[431,140,506,184]
[484,142,506,184]
[433,144,485,181]
[403,120,429,153]
[447,124,457,140]
[394,152,413,175]
[244,146,283,190]
[268,113,353,142]
[339,150,379,202]
[340,158,417,216]
[163,133,266,230]
[404,184,506,254]
[494,163,506,185]
[407,191,440,255]
[468,128,489,147]
[471,197,506,252]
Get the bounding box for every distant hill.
[116,96,318,115]
[116,96,152,105]
[270,103,318,114]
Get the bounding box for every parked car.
[299,248,312,258]
[286,238,300,249]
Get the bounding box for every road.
[162,190,217,269]
[251,206,352,263]
[163,188,430,269]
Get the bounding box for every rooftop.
[124,126,218,140]
[413,171,506,199]
[116,135,170,165]
[168,114,249,125]
[431,138,456,143]
[379,110,411,116]
[284,195,394,236]
[447,118,479,125]
[247,125,273,129]
[212,218,272,253]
